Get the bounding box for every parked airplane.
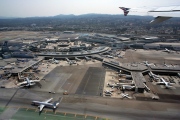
[53,60,60,64]
[149,71,158,77]
[156,77,174,89]
[177,73,180,78]
[75,57,81,61]
[17,77,40,87]
[119,6,180,24]
[10,62,16,65]
[106,55,114,59]
[48,57,54,61]
[118,55,123,58]
[142,61,155,67]
[65,58,76,65]
[148,71,160,80]
[164,63,172,67]
[49,58,59,64]
[107,83,119,89]
[104,89,114,94]
[121,85,135,91]
[163,48,171,53]
[32,98,59,112]
[116,82,134,86]
[17,58,28,62]
[85,56,91,61]
[120,93,132,99]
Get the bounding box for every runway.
[0,88,180,120]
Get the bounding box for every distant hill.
[0,14,178,28]
[0,16,17,19]
[0,14,154,19]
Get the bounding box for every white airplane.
[142,61,155,67]
[116,82,134,86]
[156,77,174,89]
[163,48,171,53]
[119,6,180,24]
[164,63,172,67]
[17,77,40,87]
[106,55,114,59]
[48,58,54,62]
[49,58,59,64]
[148,71,160,80]
[32,98,59,112]
[10,62,16,65]
[120,93,132,99]
[53,60,60,64]
[121,85,135,91]
[107,83,119,89]
[104,89,114,94]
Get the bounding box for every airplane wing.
[29,80,40,83]
[43,98,53,103]
[39,104,45,112]
[17,81,27,86]
[119,6,180,24]
[156,82,165,85]
[150,16,171,24]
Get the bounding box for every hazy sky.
[0,0,179,17]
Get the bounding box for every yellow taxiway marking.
[1,106,107,119]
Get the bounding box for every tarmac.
[76,67,105,96]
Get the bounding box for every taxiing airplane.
[156,77,174,89]
[121,93,132,99]
[17,77,40,88]
[119,6,180,24]
[32,98,59,112]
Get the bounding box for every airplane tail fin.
[119,7,130,16]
